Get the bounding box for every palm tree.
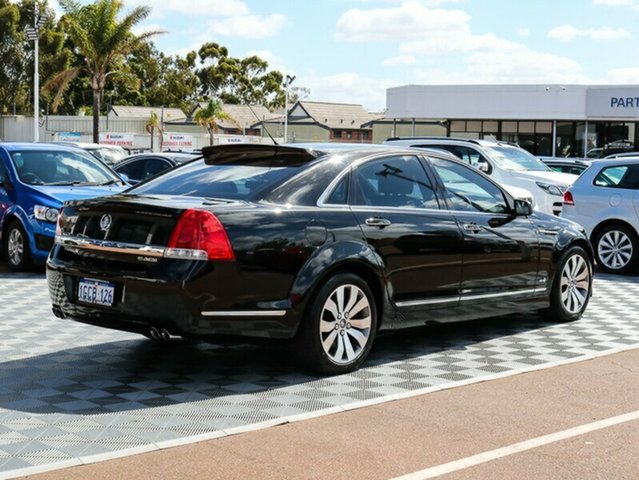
[194,99,237,146]
[145,111,161,151]
[45,0,163,142]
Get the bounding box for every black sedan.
[113,152,198,184]
[47,144,594,374]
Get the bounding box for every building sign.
[99,132,134,146]
[162,133,193,149]
[55,132,81,142]
[586,88,639,118]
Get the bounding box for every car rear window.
[129,159,300,200]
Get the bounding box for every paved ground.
[24,348,639,480]
[1,258,639,478]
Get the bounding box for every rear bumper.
[46,257,299,340]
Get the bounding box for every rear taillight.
[165,209,235,261]
[55,208,64,238]
[563,191,575,206]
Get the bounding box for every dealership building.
[385,85,639,157]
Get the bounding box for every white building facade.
[386,85,639,157]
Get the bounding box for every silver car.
[563,157,639,273]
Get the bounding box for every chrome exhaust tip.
[149,326,161,340]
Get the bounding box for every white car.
[384,137,578,216]
[563,157,639,274]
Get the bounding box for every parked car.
[48,143,593,374]
[113,152,199,185]
[563,158,639,274]
[54,142,128,166]
[384,137,578,216]
[0,143,128,271]
[603,151,639,160]
[540,157,590,176]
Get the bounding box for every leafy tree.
[196,42,285,109]
[194,99,236,146]
[45,0,163,141]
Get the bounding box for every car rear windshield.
[129,159,300,200]
[9,149,120,186]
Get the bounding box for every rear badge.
[99,214,112,231]
[137,256,158,263]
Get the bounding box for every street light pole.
[25,7,47,143]
[284,75,295,143]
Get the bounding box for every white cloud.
[245,50,289,73]
[517,28,530,37]
[383,55,417,66]
[548,25,632,41]
[132,23,164,36]
[209,14,286,39]
[599,67,639,83]
[126,0,249,18]
[302,73,396,111]
[336,1,471,42]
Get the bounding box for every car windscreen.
[129,159,301,200]
[9,149,121,186]
[484,146,550,172]
[89,147,127,165]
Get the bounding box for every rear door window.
[594,165,639,189]
[350,155,439,209]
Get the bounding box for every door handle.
[365,217,392,227]
[462,223,483,233]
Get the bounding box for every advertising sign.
[99,132,134,146]
[55,132,82,142]
[162,133,194,149]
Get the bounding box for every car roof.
[384,136,520,149]
[0,142,91,152]
[589,157,639,167]
[540,157,589,165]
[123,152,198,162]
[54,142,125,150]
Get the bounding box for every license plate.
[77,278,115,307]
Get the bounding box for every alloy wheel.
[319,284,372,365]
[560,253,590,314]
[7,227,24,267]
[598,230,633,270]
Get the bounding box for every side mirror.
[514,199,533,216]
[476,159,490,173]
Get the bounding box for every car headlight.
[34,205,61,223]
[536,182,563,196]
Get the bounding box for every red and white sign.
[99,132,134,146]
[163,133,194,149]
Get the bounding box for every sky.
[47,0,639,111]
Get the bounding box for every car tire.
[546,245,592,323]
[294,273,378,375]
[3,221,32,272]
[593,224,639,274]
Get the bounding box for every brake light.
[55,208,64,238]
[563,191,575,206]
[165,209,235,261]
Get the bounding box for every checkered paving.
[1,271,639,477]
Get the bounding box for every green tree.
[194,99,236,146]
[45,0,163,142]
[196,43,285,109]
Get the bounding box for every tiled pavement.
[1,271,639,478]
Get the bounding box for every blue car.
[0,143,128,271]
